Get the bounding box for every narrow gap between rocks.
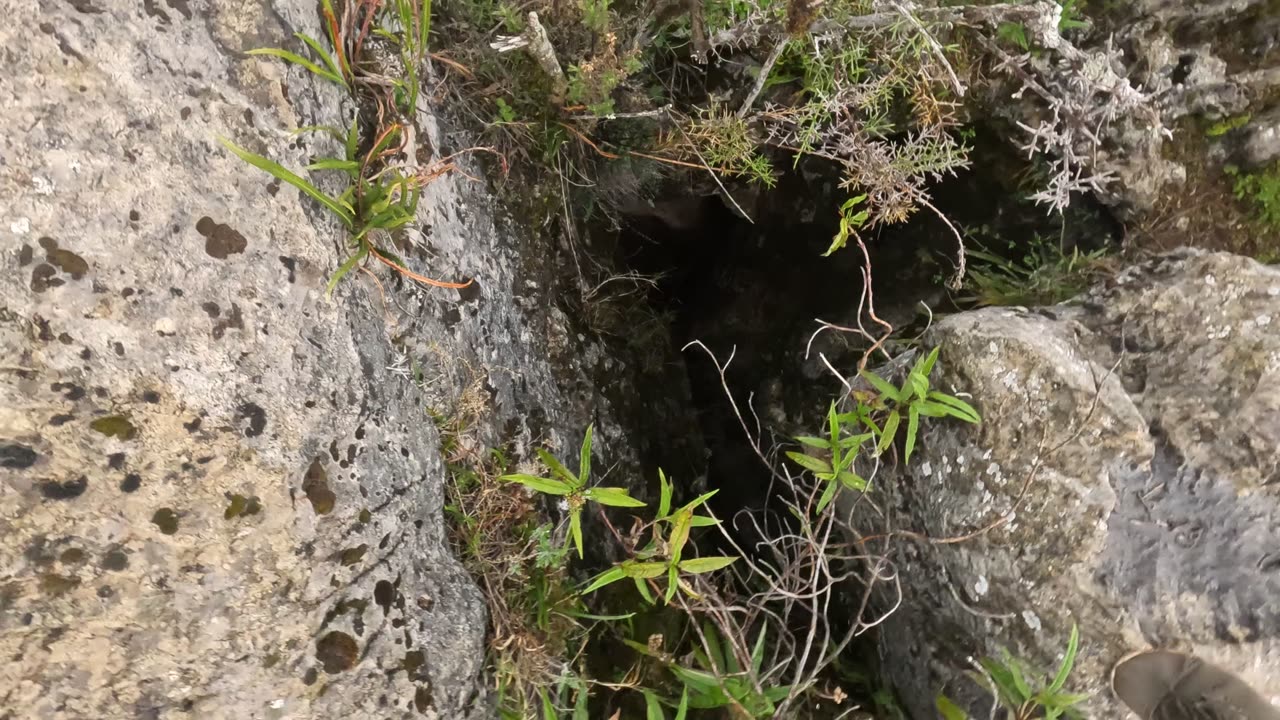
[580,125,1123,706]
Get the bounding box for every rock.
[0,2,489,717]
[0,1,689,718]
[1234,108,1280,170]
[858,251,1280,719]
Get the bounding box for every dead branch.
[492,12,568,98]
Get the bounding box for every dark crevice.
[577,128,1123,708]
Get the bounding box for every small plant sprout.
[938,624,1087,720]
[500,425,645,558]
[220,124,471,296]
[859,346,981,462]
[582,469,736,603]
[823,194,870,256]
[786,402,873,512]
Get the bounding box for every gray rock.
[0,1,679,718]
[859,251,1280,719]
[1233,108,1280,170]
[0,2,487,717]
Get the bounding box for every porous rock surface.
[0,1,668,718]
[866,251,1280,719]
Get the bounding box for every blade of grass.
[219,138,354,226]
[326,245,368,298]
[294,32,346,86]
[246,48,342,85]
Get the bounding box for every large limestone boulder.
[863,251,1280,718]
[0,1,527,717]
[1,2,693,716]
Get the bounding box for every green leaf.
[219,138,354,226]
[583,486,646,507]
[936,694,969,720]
[569,508,584,559]
[669,511,692,562]
[582,566,626,594]
[578,424,593,483]
[816,478,839,513]
[540,688,556,720]
[837,471,866,490]
[688,515,720,527]
[665,564,679,604]
[677,490,719,515]
[419,0,433,55]
[919,346,941,377]
[290,124,346,142]
[1047,624,1080,694]
[838,433,872,449]
[1009,655,1032,701]
[860,370,901,402]
[674,689,689,720]
[925,391,981,423]
[345,115,360,163]
[795,435,831,449]
[643,690,666,720]
[623,561,669,579]
[678,556,738,574]
[562,609,636,621]
[573,684,589,720]
[704,622,727,673]
[749,626,768,675]
[325,245,367,299]
[904,404,920,462]
[915,401,954,418]
[669,665,720,693]
[307,158,361,172]
[499,473,573,495]
[634,576,655,603]
[877,411,900,454]
[535,448,578,486]
[246,47,343,85]
[827,402,841,445]
[294,32,345,83]
[785,451,833,475]
[658,468,673,518]
[908,371,929,401]
[763,685,792,702]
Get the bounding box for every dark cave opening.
[586,127,1124,711]
[565,122,1129,719]
[609,127,1123,531]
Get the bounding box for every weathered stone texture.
[864,251,1280,718]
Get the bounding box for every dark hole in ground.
[590,125,1121,713]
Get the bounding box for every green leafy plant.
[495,97,518,123]
[582,470,736,603]
[628,623,791,718]
[859,346,981,462]
[996,22,1031,51]
[786,403,872,512]
[579,0,611,35]
[221,121,467,296]
[230,0,472,297]
[824,194,870,256]
[1058,0,1089,32]
[500,425,646,558]
[937,625,1087,720]
[961,235,1108,307]
[1205,113,1251,137]
[385,0,434,117]
[1227,162,1280,231]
